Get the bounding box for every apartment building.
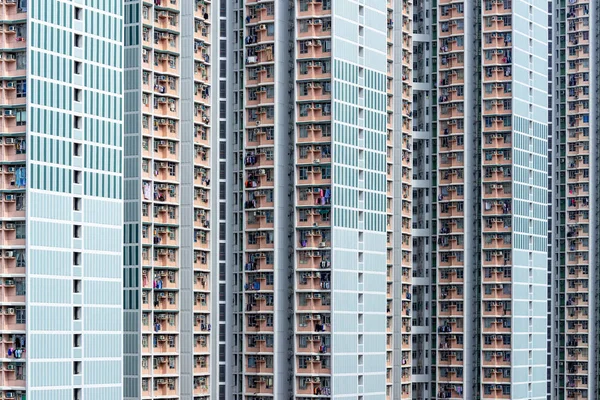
[0,0,124,399]
[120,0,595,399]
[122,0,223,399]
[430,0,550,399]
[227,0,411,398]
[551,0,598,399]
[2,0,596,399]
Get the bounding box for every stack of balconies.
[0,3,26,399]
[392,0,414,398]
[192,1,213,397]
[436,0,466,397]
[480,2,514,399]
[294,0,332,398]
[564,2,590,398]
[386,0,395,398]
[243,0,277,397]
[140,0,184,397]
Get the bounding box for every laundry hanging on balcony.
[15,167,26,188]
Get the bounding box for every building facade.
[3,0,600,400]
[229,0,411,399]
[227,0,597,399]
[0,0,124,399]
[122,0,222,399]
[551,0,598,399]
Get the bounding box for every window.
[15,250,25,268]
[15,193,25,211]
[15,221,25,239]
[15,109,26,126]
[74,334,82,348]
[15,306,25,324]
[15,80,26,98]
[16,52,26,70]
[15,278,25,296]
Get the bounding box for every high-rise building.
[228,0,413,398]
[11,0,599,399]
[551,0,598,399]
[122,0,221,398]
[433,0,550,399]
[90,0,600,399]
[224,0,600,399]
[0,1,124,399]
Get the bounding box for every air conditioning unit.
[5,81,14,89]
[7,26,15,32]
[5,138,15,144]
[6,364,14,371]
[4,251,13,258]
[6,308,14,315]
[4,195,14,201]
[4,110,14,116]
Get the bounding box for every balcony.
[153,378,178,397]
[439,23,464,38]
[439,7,463,21]
[297,40,330,59]
[296,211,331,228]
[297,0,332,17]
[297,19,331,39]
[1,85,26,107]
[296,357,330,375]
[244,377,273,396]
[154,335,178,354]
[0,308,25,332]
[483,2,512,15]
[482,334,511,350]
[153,31,180,53]
[483,17,512,32]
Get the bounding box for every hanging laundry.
[143,183,151,200]
[15,167,26,187]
